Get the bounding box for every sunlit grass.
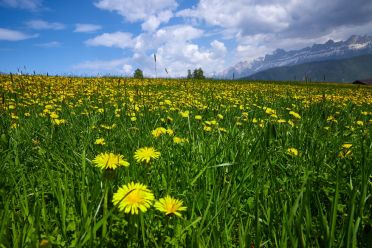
[0,75,371,247]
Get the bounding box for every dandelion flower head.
[154,195,187,217]
[134,147,161,163]
[113,182,154,214]
[93,152,129,170]
[287,148,299,157]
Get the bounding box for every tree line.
[133,68,205,79]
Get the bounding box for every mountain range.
[244,54,372,82]
[218,35,372,80]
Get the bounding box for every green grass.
[0,75,371,247]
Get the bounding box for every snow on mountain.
[219,35,372,79]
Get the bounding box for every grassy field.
[0,75,371,247]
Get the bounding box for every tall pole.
[154,54,157,78]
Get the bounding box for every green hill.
[245,54,372,82]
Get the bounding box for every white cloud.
[74,23,102,33]
[122,64,133,74]
[0,0,41,10]
[95,0,177,22]
[178,0,372,39]
[211,40,227,56]
[26,20,65,30]
[0,27,37,41]
[95,0,177,31]
[35,41,61,48]
[154,25,203,43]
[178,0,290,37]
[175,0,372,69]
[154,41,227,77]
[141,10,173,32]
[85,32,135,49]
[78,25,227,77]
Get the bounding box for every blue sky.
[1,0,372,77]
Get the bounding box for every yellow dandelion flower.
[94,138,106,145]
[50,112,59,119]
[217,114,224,119]
[45,104,53,110]
[203,125,212,132]
[113,182,154,215]
[10,123,19,129]
[152,127,167,138]
[342,143,352,149]
[338,143,353,158]
[338,150,352,158]
[289,111,301,119]
[166,128,174,136]
[130,117,137,122]
[287,148,299,157]
[264,107,276,115]
[210,120,218,125]
[11,113,19,119]
[180,111,189,118]
[134,147,161,163]
[277,119,286,123]
[93,152,129,170]
[173,136,188,144]
[154,195,187,217]
[356,120,364,126]
[288,120,295,127]
[51,118,66,125]
[195,115,202,120]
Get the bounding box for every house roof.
[352,78,372,85]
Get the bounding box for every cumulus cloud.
[94,0,177,31]
[177,0,372,65]
[178,0,290,36]
[211,40,227,56]
[26,20,65,30]
[80,0,372,77]
[85,32,135,49]
[0,0,41,10]
[283,0,372,38]
[154,25,203,43]
[141,10,173,32]
[78,24,227,77]
[178,0,372,39]
[74,23,102,33]
[0,27,37,41]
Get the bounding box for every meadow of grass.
[0,75,371,247]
